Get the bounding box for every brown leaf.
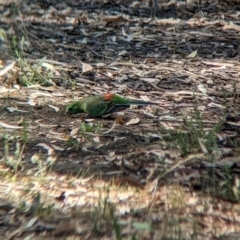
[116,117,125,125]
[81,61,93,74]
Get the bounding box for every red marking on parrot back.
[104,93,115,101]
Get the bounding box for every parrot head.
[66,101,84,115]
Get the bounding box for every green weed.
[160,97,225,156]
[10,36,53,86]
[92,189,122,239]
[28,192,55,218]
[66,136,80,149]
[2,135,25,172]
[80,121,103,133]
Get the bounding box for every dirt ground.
[1,0,240,239]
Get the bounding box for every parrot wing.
[85,100,109,117]
[104,105,130,114]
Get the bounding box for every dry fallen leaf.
[35,143,54,156]
[6,107,18,113]
[222,21,240,32]
[0,120,23,129]
[0,61,16,76]
[96,63,106,68]
[28,98,36,106]
[93,136,100,142]
[0,86,16,94]
[140,95,152,102]
[197,84,207,95]
[197,138,208,154]
[81,61,93,74]
[48,104,60,112]
[70,127,79,136]
[41,62,55,71]
[187,49,198,58]
[125,118,140,126]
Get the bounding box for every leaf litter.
[1,0,240,239]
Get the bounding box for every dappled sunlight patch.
[0,162,240,238]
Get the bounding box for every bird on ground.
[66,93,157,117]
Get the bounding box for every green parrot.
[66,93,157,117]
